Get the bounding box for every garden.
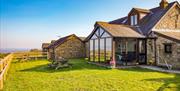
[3,59,180,91]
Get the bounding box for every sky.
[0,0,179,49]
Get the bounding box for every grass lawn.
[0,53,9,59]
[4,59,180,91]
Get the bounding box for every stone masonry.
[155,5,180,30]
[156,34,180,69]
[54,36,85,59]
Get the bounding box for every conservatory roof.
[96,22,145,38]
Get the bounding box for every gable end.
[154,3,180,30]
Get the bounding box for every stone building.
[42,43,50,55]
[85,0,180,69]
[48,34,85,60]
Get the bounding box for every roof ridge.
[48,34,75,48]
[133,7,150,12]
[98,21,139,28]
[150,1,177,10]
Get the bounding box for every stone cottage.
[85,0,180,69]
[42,43,50,55]
[47,34,86,60]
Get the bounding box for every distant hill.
[0,48,30,53]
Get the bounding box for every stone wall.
[54,36,85,59]
[155,5,180,30]
[146,39,156,65]
[156,34,180,69]
[47,48,54,60]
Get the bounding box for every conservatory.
[86,22,149,66]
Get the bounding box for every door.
[138,39,147,64]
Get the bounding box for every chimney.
[160,0,168,9]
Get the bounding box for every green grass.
[0,53,9,59]
[4,59,180,91]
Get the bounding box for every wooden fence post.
[0,54,13,90]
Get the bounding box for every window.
[95,28,100,37]
[131,16,134,25]
[134,15,137,25]
[164,44,172,53]
[130,15,138,25]
[119,40,126,53]
[100,39,105,62]
[102,32,111,38]
[106,38,112,61]
[90,40,94,61]
[99,28,104,36]
[89,27,112,62]
[94,39,99,62]
[139,40,145,53]
[91,34,97,39]
[127,39,136,52]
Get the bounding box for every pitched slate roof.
[86,1,179,41]
[109,16,128,24]
[48,34,84,49]
[139,1,179,35]
[96,22,144,38]
[51,40,56,44]
[109,1,179,35]
[154,31,180,42]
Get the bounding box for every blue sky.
[0,0,179,49]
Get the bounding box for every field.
[0,53,9,59]
[4,59,180,91]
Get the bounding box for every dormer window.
[130,15,138,25]
[128,8,150,26]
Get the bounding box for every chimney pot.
[160,0,169,9]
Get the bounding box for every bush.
[0,53,9,59]
[48,57,71,70]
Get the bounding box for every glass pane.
[106,38,112,61]
[127,39,136,52]
[102,31,111,38]
[90,40,94,61]
[100,39,105,62]
[131,16,134,25]
[99,28,104,36]
[134,15,137,25]
[95,28,100,37]
[91,34,97,39]
[95,39,99,62]
[139,40,145,53]
[119,40,126,53]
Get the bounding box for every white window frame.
[130,15,138,25]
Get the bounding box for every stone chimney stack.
[160,0,169,9]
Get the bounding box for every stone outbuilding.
[47,34,86,60]
[42,43,50,55]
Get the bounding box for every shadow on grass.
[119,67,158,73]
[20,59,110,73]
[143,74,180,91]
[120,65,180,90]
